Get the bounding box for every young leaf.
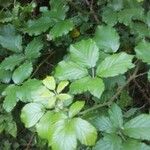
[123,114,150,140]
[96,52,134,78]
[0,54,25,71]
[93,134,122,150]
[73,118,97,146]
[50,19,74,39]
[57,94,72,101]
[42,76,56,90]
[57,80,69,94]
[108,103,123,128]
[54,61,88,80]
[25,38,43,60]
[69,101,85,117]
[12,61,33,84]
[94,25,120,53]
[135,41,150,64]
[21,103,45,128]
[0,24,22,52]
[70,77,105,98]
[69,39,99,68]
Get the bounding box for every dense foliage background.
[0,0,150,149]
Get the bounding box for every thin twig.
[31,51,55,78]
[80,64,139,115]
[85,0,100,23]
[25,134,34,150]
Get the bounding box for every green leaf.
[0,69,12,83]
[70,76,105,98]
[93,116,114,133]
[93,134,122,150]
[96,52,134,78]
[122,139,150,150]
[17,79,42,102]
[94,25,120,53]
[54,61,88,80]
[25,38,43,60]
[0,24,22,52]
[36,111,53,140]
[108,0,123,11]
[0,11,12,23]
[69,39,99,68]
[73,118,97,146]
[146,11,150,27]
[21,103,45,128]
[108,103,123,128]
[57,93,72,101]
[50,19,74,39]
[102,8,118,26]
[3,85,18,112]
[123,114,150,140]
[12,61,33,84]
[51,118,77,150]
[24,17,52,36]
[7,121,17,137]
[148,70,150,82]
[0,54,25,71]
[42,76,56,90]
[135,41,150,64]
[57,80,69,94]
[118,8,144,26]
[69,101,85,117]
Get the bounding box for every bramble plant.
[0,0,150,150]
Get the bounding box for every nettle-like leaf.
[0,54,25,71]
[118,8,144,26]
[54,61,88,80]
[96,52,134,78]
[69,39,99,68]
[25,0,72,38]
[108,0,123,11]
[0,24,22,52]
[21,103,45,128]
[25,38,43,60]
[108,103,123,128]
[50,19,74,39]
[135,41,150,64]
[122,139,150,150]
[25,17,53,36]
[102,8,118,26]
[94,25,120,53]
[93,134,122,150]
[12,61,33,84]
[93,116,114,133]
[70,76,105,98]
[123,114,150,140]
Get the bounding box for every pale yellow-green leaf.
[42,76,56,90]
[57,80,69,94]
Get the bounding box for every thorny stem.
[80,64,140,115]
